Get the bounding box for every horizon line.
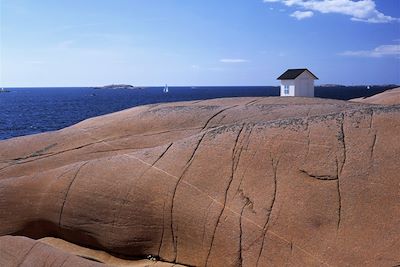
[1,84,399,89]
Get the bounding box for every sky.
[0,0,399,87]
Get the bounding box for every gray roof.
[277,69,318,80]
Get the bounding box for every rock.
[39,237,186,267]
[350,87,400,105]
[0,97,399,266]
[0,235,106,266]
[0,235,182,267]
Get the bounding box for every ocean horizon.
[1,85,396,141]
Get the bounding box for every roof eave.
[276,69,319,80]
[304,69,319,80]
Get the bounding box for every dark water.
[0,85,395,140]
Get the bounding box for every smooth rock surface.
[0,235,107,267]
[0,235,183,267]
[39,237,186,267]
[351,87,400,105]
[1,97,399,266]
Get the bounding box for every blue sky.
[0,0,399,87]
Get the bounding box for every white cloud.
[263,0,399,23]
[219,59,249,63]
[339,44,400,58]
[291,10,314,20]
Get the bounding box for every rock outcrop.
[351,87,400,105]
[0,97,399,266]
[0,235,184,266]
[0,235,106,267]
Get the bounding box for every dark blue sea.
[0,86,395,140]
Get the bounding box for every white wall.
[280,80,295,96]
[294,71,314,97]
[280,71,315,97]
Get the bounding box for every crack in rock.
[171,133,206,262]
[205,124,245,266]
[299,169,338,181]
[59,162,89,228]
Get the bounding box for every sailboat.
[163,84,169,93]
[0,87,10,93]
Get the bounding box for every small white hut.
[277,68,318,97]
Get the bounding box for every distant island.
[94,84,145,90]
[318,84,398,88]
[318,84,347,87]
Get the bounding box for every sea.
[0,85,395,140]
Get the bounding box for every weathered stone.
[0,235,106,267]
[0,97,399,266]
[351,87,400,105]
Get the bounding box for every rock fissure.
[202,201,214,246]
[202,105,237,130]
[171,133,207,261]
[338,113,347,175]
[233,124,247,172]
[205,125,245,266]
[300,169,338,181]
[233,124,256,202]
[256,156,279,267]
[336,179,342,230]
[305,108,312,160]
[157,202,166,257]
[368,109,374,129]
[58,255,71,267]
[16,242,40,267]
[336,114,347,231]
[1,138,121,173]
[245,99,259,107]
[371,134,377,160]
[87,147,139,154]
[142,127,203,137]
[12,143,58,161]
[153,143,174,167]
[59,162,89,228]
[238,200,250,267]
